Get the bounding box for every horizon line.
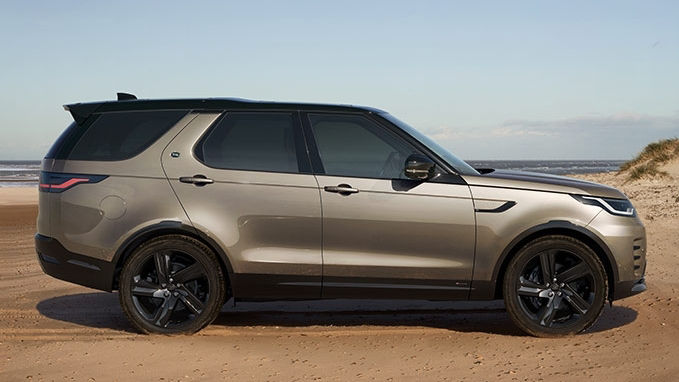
[0,158,630,162]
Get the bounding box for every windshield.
[380,113,479,176]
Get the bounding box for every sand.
[0,187,38,206]
[0,174,678,381]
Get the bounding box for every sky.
[0,1,677,160]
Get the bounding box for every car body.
[36,94,647,336]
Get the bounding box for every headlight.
[571,195,636,217]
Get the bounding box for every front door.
[303,112,476,299]
[162,111,322,299]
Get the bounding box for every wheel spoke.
[172,263,204,284]
[518,286,542,298]
[154,252,171,285]
[132,287,161,298]
[519,276,543,289]
[153,295,178,327]
[563,286,590,315]
[539,250,556,284]
[131,287,159,297]
[518,276,544,297]
[557,261,591,284]
[131,278,162,297]
[537,296,560,327]
[179,286,204,315]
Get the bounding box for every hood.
[461,169,627,199]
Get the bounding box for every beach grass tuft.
[619,138,679,182]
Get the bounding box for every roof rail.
[117,92,137,101]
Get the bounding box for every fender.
[469,220,619,300]
[110,220,235,290]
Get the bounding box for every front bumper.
[35,234,115,291]
[614,277,647,300]
[586,210,647,301]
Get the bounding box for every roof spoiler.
[63,102,100,124]
[63,92,138,124]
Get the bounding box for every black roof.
[64,94,385,124]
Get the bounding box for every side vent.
[632,239,645,277]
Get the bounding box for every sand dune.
[0,176,677,381]
[660,159,679,179]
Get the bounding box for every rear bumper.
[35,234,115,292]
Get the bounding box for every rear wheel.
[119,235,225,334]
[503,235,607,337]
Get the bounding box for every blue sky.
[1,1,677,160]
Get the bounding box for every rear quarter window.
[194,112,307,173]
[59,110,187,161]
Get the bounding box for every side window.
[196,112,305,173]
[308,114,420,179]
[67,110,187,161]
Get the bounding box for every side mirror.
[404,154,435,180]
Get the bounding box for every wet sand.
[0,175,677,381]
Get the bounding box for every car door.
[162,111,322,299]
[302,112,476,299]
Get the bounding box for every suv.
[36,93,647,337]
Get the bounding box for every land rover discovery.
[35,93,647,336]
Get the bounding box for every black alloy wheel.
[119,235,225,334]
[503,235,607,337]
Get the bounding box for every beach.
[1,173,677,381]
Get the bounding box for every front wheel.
[503,235,607,337]
[119,235,226,334]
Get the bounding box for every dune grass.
[619,138,679,181]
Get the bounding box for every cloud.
[425,126,553,141]
[418,112,679,160]
[423,113,679,141]
[487,127,553,137]
[502,113,679,132]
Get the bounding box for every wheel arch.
[111,221,234,292]
[491,221,618,300]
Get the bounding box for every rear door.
[303,112,476,299]
[162,111,322,299]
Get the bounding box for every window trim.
[300,111,467,185]
[191,110,313,175]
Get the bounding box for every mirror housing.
[404,154,435,180]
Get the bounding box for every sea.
[0,160,43,187]
[0,160,625,187]
[465,160,625,176]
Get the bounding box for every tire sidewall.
[503,236,607,337]
[119,235,225,334]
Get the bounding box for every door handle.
[324,184,359,195]
[179,175,214,186]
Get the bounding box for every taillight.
[39,172,107,193]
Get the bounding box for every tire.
[503,235,607,337]
[119,235,226,334]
